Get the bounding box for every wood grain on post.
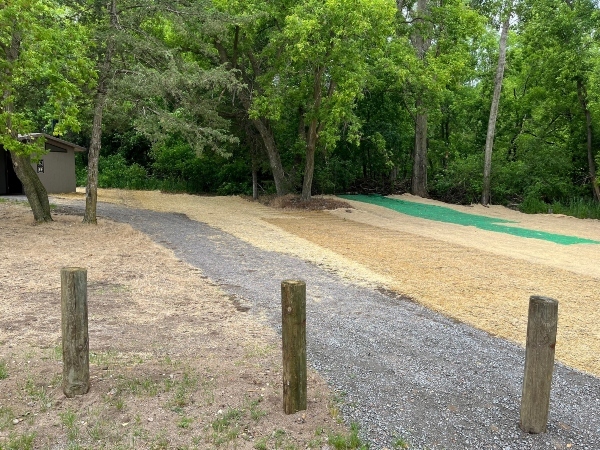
[281,280,307,415]
[520,295,558,433]
[61,267,90,398]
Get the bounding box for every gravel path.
[59,202,600,450]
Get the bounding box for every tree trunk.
[482,5,512,206]
[301,119,318,201]
[412,106,428,197]
[576,79,600,202]
[83,0,117,224]
[251,118,289,195]
[409,0,431,198]
[252,155,258,200]
[83,88,106,224]
[10,152,52,222]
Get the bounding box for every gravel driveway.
[59,201,600,450]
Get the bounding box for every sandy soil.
[0,200,345,449]
[54,189,600,378]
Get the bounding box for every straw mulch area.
[56,190,600,377]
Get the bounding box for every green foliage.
[327,423,368,450]
[0,360,7,380]
[98,154,150,190]
[0,433,36,450]
[0,0,94,154]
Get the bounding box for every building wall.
[30,148,77,194]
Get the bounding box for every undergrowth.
[520,196,600,219]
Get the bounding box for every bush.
[98,154,150,190]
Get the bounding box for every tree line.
[3,0,600,222]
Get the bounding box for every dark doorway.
[0,148,23,195]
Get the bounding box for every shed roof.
[18,133,87,152]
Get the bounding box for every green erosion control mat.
[338,195,600,246]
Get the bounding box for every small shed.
[0,133,86,195]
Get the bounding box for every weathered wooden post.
[281,280,307,414]
[520,295,558,433]
[61,267,90,397]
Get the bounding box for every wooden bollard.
[61,267,90,397]
[281,280,307,414]
[519,295,558,433]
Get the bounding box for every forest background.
[4,0,600,219]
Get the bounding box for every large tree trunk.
[83,88,106,224]
[482,5,512,206]
[577,79,600,202]
[10,152,52,222]
[251,118,289,195]
[83,0,117,224]
[412,103,428,197]
[409,0,431,198]
[301,118,319,201]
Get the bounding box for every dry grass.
[0,200,347,449]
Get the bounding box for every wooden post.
[281,280,307,414]
[520,295,558,433]
[61,267,90,397]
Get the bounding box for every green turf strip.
[338,194,600,246]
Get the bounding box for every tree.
[252,0,396,200]
[0,0,92,222]
[482,0,513,205]
[396,0,484,198]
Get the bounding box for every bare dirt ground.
[0,199,346,449]
[56,189,600,377]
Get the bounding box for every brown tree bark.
[576,79,600,202]
[482,6,512,206]
[83,0,117,224]
[412,102,428,197]
[10,152,52,222]
[409,0,431,198]
[250,117,290,196]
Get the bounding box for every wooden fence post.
[281,280,307,415]
[519,295,558,433]
[61,267,90,398]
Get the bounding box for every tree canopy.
[10,0,600,217]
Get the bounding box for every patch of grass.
[393,436,410,449]
[248,398,267,422]
[254,438,268,450]
[168,371,197,410]
[0,360,7,380]
[89,349,117,367]
[328,423,368,450]
[210,408,242,446]
[23,376,51,411]
[0,406,16,431]
[177,416,193,429]
[59,409,79,442]
[116,375,161,397]
[0,432,36,450]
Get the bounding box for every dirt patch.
[52,189,600,378]
[0,201,348,449]
[252,194,353,211]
